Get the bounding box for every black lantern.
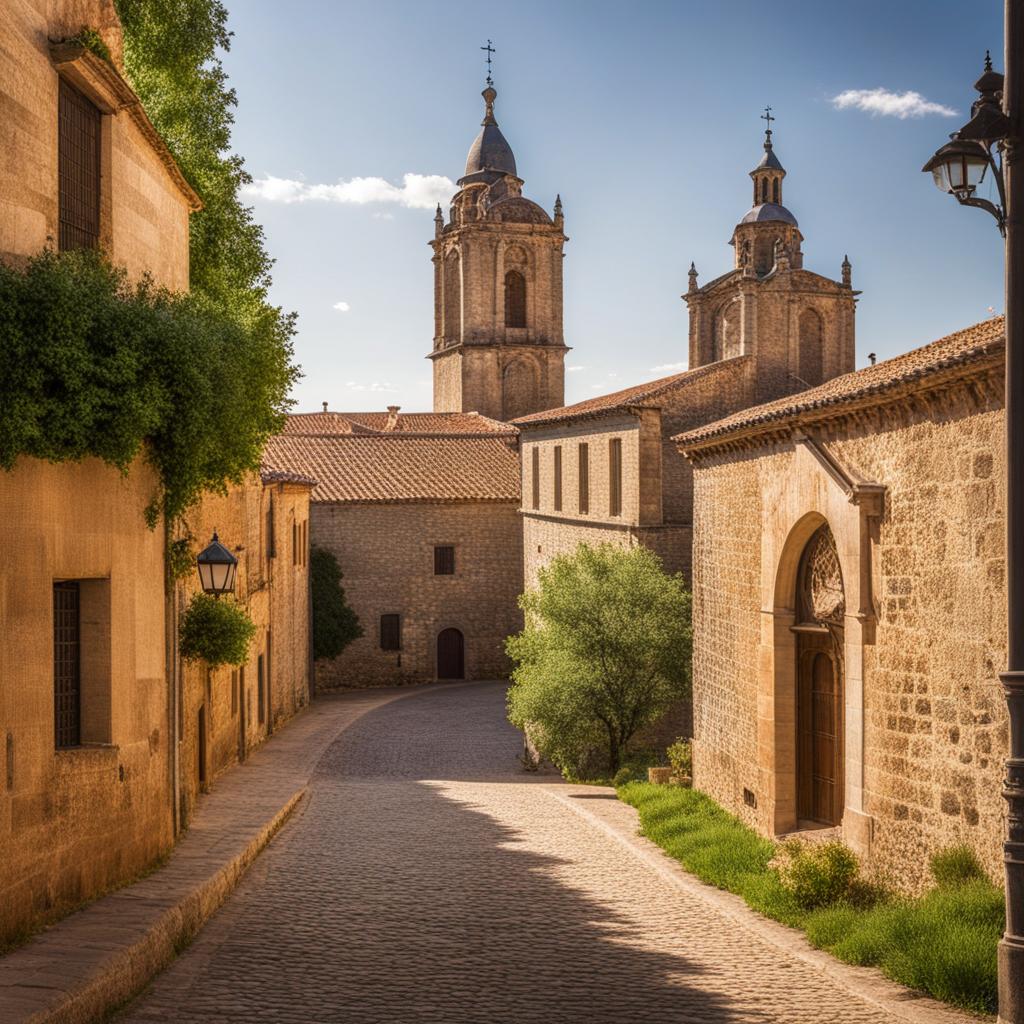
[196,532,237,597]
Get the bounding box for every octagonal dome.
[740,202,798,227]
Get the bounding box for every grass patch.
[618,782,1003,1014]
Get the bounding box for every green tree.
[311,546,363,661]
[506,544,692,774]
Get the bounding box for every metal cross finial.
[481,39,496,86]
[761,104,775,143]
[985,48,993,72]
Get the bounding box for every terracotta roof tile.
[674,316,1005,449]
[283,411,516,436]
[262,434,520,504]
[511,357,749,428]
[260,468,317,488]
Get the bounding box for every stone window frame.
[759,436,883,855]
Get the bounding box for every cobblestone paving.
[119,682,919,1024]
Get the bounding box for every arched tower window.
[772,177,780,204]
[798,308,823,387]
[760,178,769,203]
[712,299,740,361]
[444,251,461,344]
[505,270,527,328]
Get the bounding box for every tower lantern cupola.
[751,107,786,207]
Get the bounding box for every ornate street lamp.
[923,33,1024,1024]
[196,532,238,598]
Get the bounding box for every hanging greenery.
[0,249,297,524]
[178,592,256,667]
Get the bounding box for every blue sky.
[222,0,1005,413]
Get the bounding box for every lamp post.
[196,532,238,598]
[923,14,1024,1022]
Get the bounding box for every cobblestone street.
[118,683,966,1024]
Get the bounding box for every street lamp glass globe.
[925,139,989,195]
[196,532,238,597]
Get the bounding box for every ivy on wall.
[0,250,296,523]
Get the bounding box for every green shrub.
[666,738,692,779]
[612,767,634,788]
[310,546,362,660]
[178,593,256,667]
[929,845,986,888]
[777,839,859,910]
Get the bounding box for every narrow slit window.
[380,614,401,651]
[553,445,563,512]
[578,442,589,514]
[609,438,623,517]
[531,447,540,510]
[53,581,81,748]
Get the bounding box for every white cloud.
[567,365,586,373]
[242,172,454,210]
[333,301,351,313]
[345,380,398,393]
[651,361,688,373]
[831,88,958,119]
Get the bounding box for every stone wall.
[177,477,312,824]
[311,501,523,688]
[1,0,190,289]
[688,388,1007,892]
[0,455,171,946]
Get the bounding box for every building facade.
[513,128,857,590]
[675,317,1006,892]
[264,411,523,688]
[429,82,568,421]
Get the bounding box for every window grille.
[58,79,101,251]
[53,582,81,748]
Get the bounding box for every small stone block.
[648,767,672,785]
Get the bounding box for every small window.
[609,438,623,517]
[434,545,455,575]
[53,582,81,748]
[553,446,563,512]
[231,669,239,716]
[257,654,265,725]
[380,614,401,651]
[772,177,780,204]
[58,79,101,251]
[292,521,297,565]
[266,499,276,560]
[504,270,526,328]
[578,442,589,514]
[531,447,540,510]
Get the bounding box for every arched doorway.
[437,628,465,680]
[793,524,845,826]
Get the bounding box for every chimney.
[322,401,328,413]
[868,353,877,366]
[385,405,401,431]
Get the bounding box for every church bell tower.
[429,73,568,421]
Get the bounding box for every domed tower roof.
[459,85,518,186]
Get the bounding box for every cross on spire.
[761,104,774,145]
[481,39,495,86]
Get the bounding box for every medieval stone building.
[0,0,312,946]
[675,317,1006,892]
[430,83,568,421]
[264,410,523,688]
[513,126,857,588]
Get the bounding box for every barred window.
[58,79,101,251]
[434,546,455,575]
[53,582,81,748]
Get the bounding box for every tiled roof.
[674,316,1005,450]
[511,357,749,428]
[262,434,520,504]
[283,411,516,436]
[260,468,317,488]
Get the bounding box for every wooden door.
[797,631,841,825]
[437,628,465,680]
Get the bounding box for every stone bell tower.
[429,78,568,421]
[684,112,858,404]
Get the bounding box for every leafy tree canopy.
[311,546,363,661]
[506,544,692,773]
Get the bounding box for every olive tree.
[506,543,692,774]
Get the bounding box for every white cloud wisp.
[333,301,351,313]
[831,88,958,119]
[242,173,454,210]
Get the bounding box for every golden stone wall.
[311,501,523,688]
[1,0,190,290]
[176,478,312,824]
[0,455,171,945]
[688,385,1007,892]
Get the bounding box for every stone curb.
[545,785,991,1024]
[15,789,305,1024]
